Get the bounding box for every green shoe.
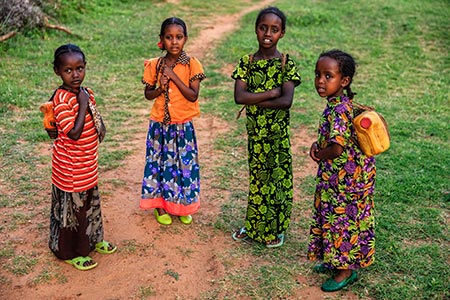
[313,264,328,273]
[154,209,172,225]
[179,215,193,224]
[321,270,357,292]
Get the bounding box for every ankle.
[334,269,352,283]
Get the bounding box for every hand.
[162,65,176,80]
[77,87,89,107]
[310,142,321,163]
[270,87,282,99]
[46,128,58,139]
[159,74,169,90]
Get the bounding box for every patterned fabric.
[140,121,200,216]
[49,184,104,260]
[84,88,106,143]
[231,54,301,243]
[142,51,206,123]
[307,95,376,270]
[52,88,99,193]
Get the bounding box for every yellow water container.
[353,110,390,156]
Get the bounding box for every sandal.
[232,227,249,241]
[154,209,172,225]
[266,233,285,248]
[95,240,117,254]
[179,215,193,224]
[65,256,98,271]
[313,263,329,273]
[321,270,357,292]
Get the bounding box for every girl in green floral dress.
[231,7,301,247]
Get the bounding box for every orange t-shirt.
[142,52,206,123]
[51,88,99,193]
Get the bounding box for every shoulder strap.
[49,89,58,103]
[281,53,286,71]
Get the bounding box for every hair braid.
[319,49,357,99]
[53,44,85,69]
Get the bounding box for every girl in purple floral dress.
[308,49,376,292]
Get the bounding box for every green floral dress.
[231,54,301,243]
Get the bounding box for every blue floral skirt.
[140,120,200,215]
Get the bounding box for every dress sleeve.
[189,57,206,83]
[142,58,160,88]
[231,55,251,82]
[328,103,352,147]
[283,55,302,87]
[53,89,77,135]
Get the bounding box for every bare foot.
[157,208,168,215]
[333,269,353,283]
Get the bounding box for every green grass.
[0,0,449,299]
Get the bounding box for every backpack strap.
[281,53,286,71]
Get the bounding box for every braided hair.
[255,6,287,32]
[53,44,86,69]
[319,49,357,99]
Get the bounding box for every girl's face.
[53,52,86,92]
[160,24,187,56]
[314,56,350,98]
[255,13,284,50]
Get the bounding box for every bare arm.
[67,89,89,140]
[144,85,164,100]
[257,81,295,109]
[234,79,281,105]
[310,141,344,163]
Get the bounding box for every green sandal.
[313,263,329,273]
[179,215,193,224]
[65,256,98,271]
[95,240,117,254]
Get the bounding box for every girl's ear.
[341,76,351,88]
[53,66,60,76]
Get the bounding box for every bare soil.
[1,1,361,299]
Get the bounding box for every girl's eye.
[326,74,332,79]
[271,28,279,34]
[315,72,319,78]
[77,67,84,72]
[65,69,72,74]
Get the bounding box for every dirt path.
[3,1,360,299]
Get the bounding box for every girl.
[140,17,206,225]
[49,44,116,271]
[231,7,301,247]
[308,49,376,292]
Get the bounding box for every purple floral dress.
[307,95,376,270]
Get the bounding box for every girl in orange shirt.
[140,17,206,225]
